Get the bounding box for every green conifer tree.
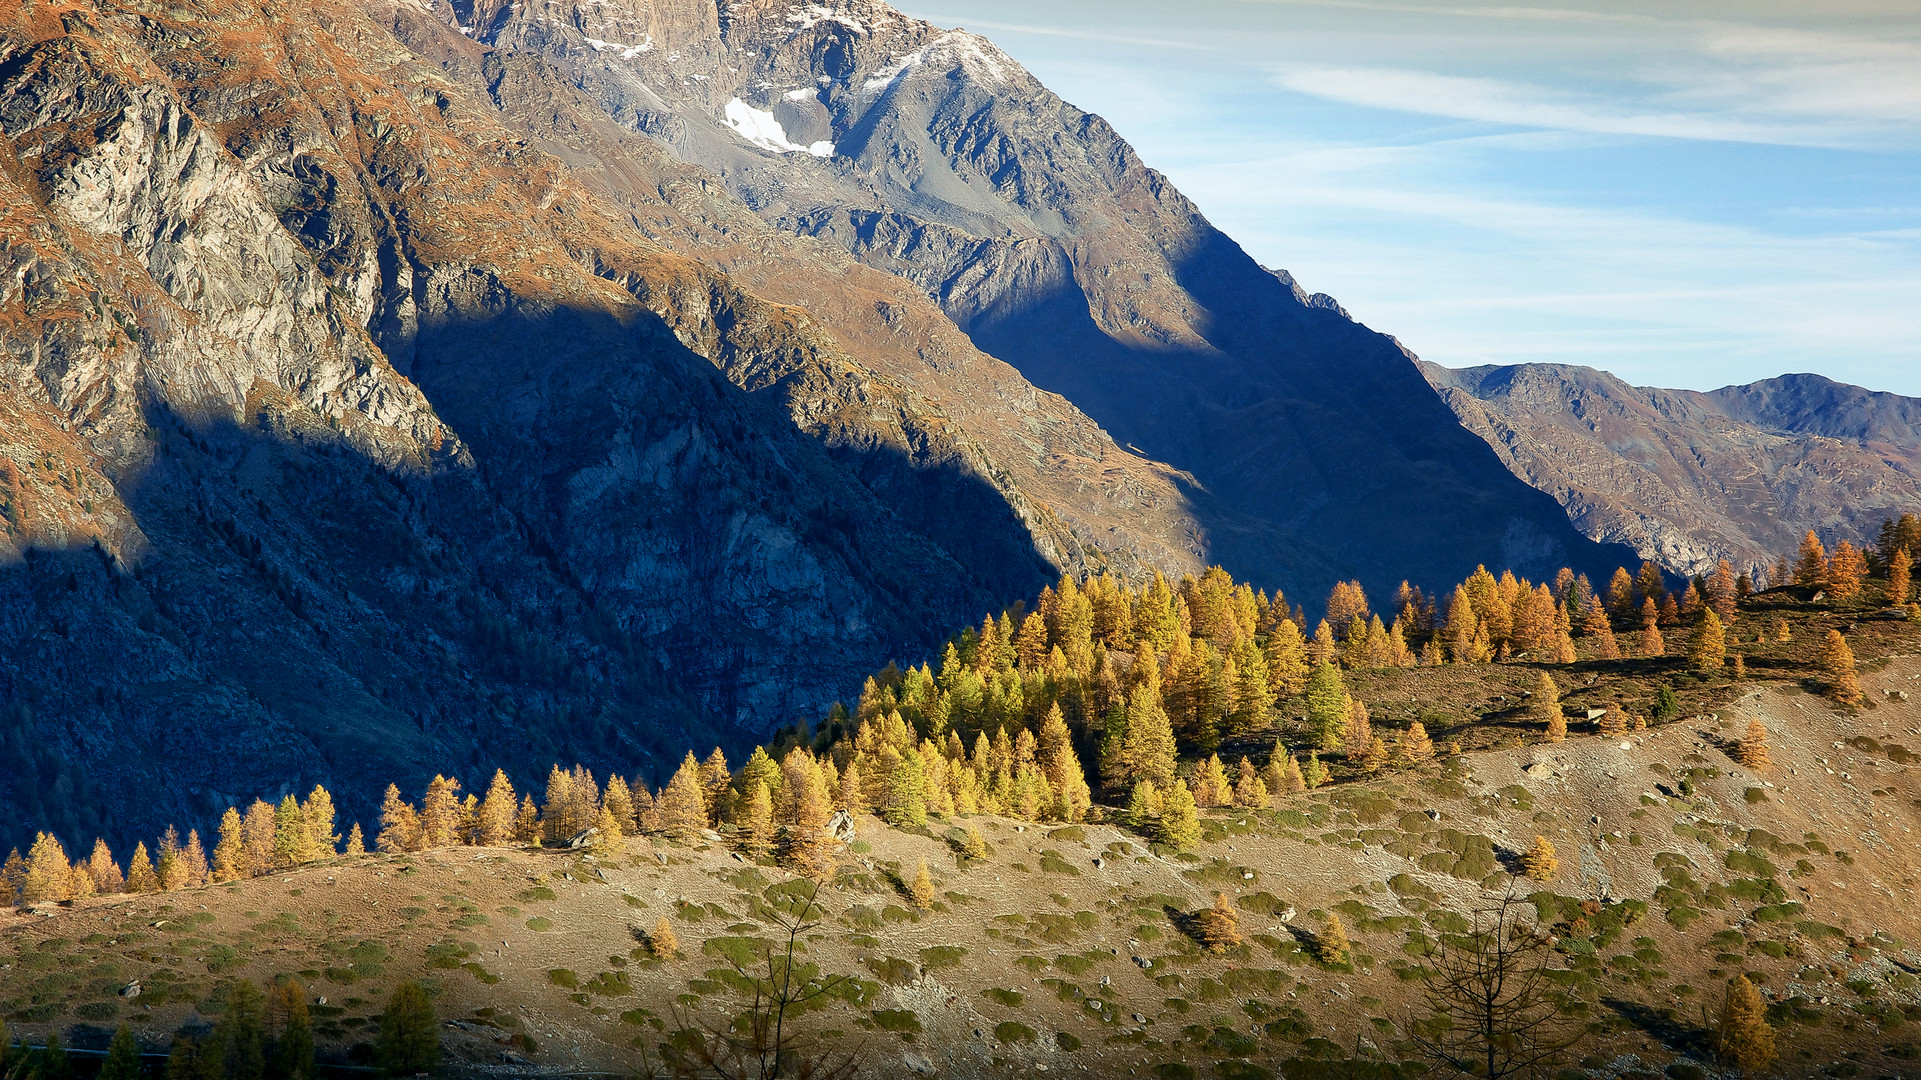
[1305,663,1347,751]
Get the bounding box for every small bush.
[994,1021,1037,1044]
[871,1009,922,1038]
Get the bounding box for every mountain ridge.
[1424,362,1921,577]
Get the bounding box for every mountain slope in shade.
[1423,363,1921,577]
[0,0,1205,847]
[454,0,1640,601]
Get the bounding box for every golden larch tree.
[1317,913,1352,967]
[1521,836,1558,880]
[126,843,159,893]
[1399,721,1436,765]
[213,808,245,881]
[1198,892,1243,955]
[1795,530,1828,587]
[1821,630,1863,706]
[1718,976,1776,1073]
[1888,546,1912,606]
[1735,719,1770,770]
[650,916,679,958]
[478,770,517,846]
[907,858,936,909]
[1532,672,1565,742]
[1688,609,1727,673]
[1827,541,1867,599]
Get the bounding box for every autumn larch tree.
[376,784,420,854]
[244,798,277,874]
[1317,913,1352,967]
[1532,672,1565,742]
[1263,619,1310,698]
[1520,836,1557,880]
[478,770,517,846]
[1157,779,1202,850]
[1037,703,1092,822]
[1889,547,1913,606]
[1821,630,1863,706]
[1795,530,1828,587]
[1606,567,1636,617]
[1197,892,1243,955]
[1638,599,1665,657]
[1718,976,1776,1074]
[658,753,710,839]
[22,832,70,904]
[650,916,680,958]
[1827,540,1867,599]
[1705,559,1739,622]
[302,785,338,859]
[1688,608,1727,673]
[87,839,123,894]
[1233,758,1270,807]
[907,858,936,910]
[738,781,775,860]
[1580,599,1620,659]
[1599,703,1629,737]
[1399,721,1436,765]
[1735,719,1770,770]
[122,841,157,893]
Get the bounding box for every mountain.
[1423,364,1921,577]
[443,0,1638,600]
[0,0,1210,846]
[0,0,1642,847]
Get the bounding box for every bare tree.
[1408,889,1582,1080]
[657,880,862,1080]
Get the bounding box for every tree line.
[8,514,1915,899]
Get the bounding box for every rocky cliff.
[1424,363,1921,576]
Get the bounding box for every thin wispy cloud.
[1271,67,1849,146]
[895,0,1921,393]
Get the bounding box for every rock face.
[0,0,1195,844]
[1424,364,1921,577]
[455,0,1635,600]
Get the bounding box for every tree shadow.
[1599,996,1713,1058]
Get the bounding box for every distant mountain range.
[1424,365,1921,577]
[1,0,1905,848]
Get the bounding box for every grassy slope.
[5,599,1921,1079]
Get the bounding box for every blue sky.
[893,0,1921,394]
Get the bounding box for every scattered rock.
[827,810,857,843]
[564,827,599,849]
[119,981,141,998]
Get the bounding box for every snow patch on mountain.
[787,3,865,35]
[723,99,834,157]
[863,31,1009,94]
[583,34,653,58]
